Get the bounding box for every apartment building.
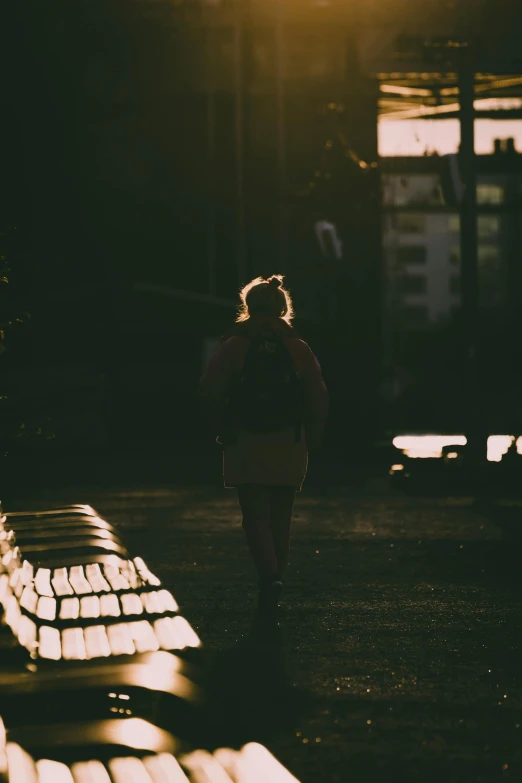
[382,152,521,332]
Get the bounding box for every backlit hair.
[236,275,294,324]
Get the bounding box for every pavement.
[19,482,522,783]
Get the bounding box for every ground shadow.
[198,607,314,748]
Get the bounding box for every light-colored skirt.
[223,426,308,490]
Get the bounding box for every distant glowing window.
[478,216,501,239]
[478,244,501,267]
[448,215,460,233]
[477,184,504,205]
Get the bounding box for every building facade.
[382,148,522,333]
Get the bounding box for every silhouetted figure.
[199,275,328,613]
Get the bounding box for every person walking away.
[198,275,328,612]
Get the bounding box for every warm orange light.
[112,718,176,753]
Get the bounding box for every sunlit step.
[5,743,302,783]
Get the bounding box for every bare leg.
[237,484,279,582]
[269,486,296,578]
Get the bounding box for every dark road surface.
[22,483,522,783]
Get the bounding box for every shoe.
[258,580,283,613]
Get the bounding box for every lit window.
[478,244,501,266]
[478,216,500,239]
[395,213,425,233]
[477,184,504,205]
[448,215,460,233]
[383,175,443,206]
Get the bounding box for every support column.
[458,47,485,469]
[206,23,217,298]
[275,0,287,274]
[234,0,247,286]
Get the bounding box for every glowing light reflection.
[157,590,179,613]
[36,758,75,783]
[240,743,301,782]
[106,623,136,656]
[60,597,80,620]
[181,750,235,783]
[84,625,111,659]
[39,626,62,660]
[104,565,130,592]
[80,596,101,619]
[393,435,467,458]
[143,752,190,782]
[70,760,112,783]
[100,593,121,617]
[121,593,144,616]
[487,435,517,462]
[114,718,176,753]
[85,563,111,593]
[171,616,201,648]
[34,569,53,597]
[6,743,38,783]
[129,621,161,653]
[62,628,87,660]
[108,757,153,783]
[52,568,74,596]
[20,586,38,614]
[69,566,93,595]
[18,615,37,650]
[37,596,57,622]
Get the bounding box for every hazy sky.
[379,119,522,156]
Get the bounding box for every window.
[402,305,428,328]
[449,275,461,296]
[478,216,500,239]
[477,184,504,205]
[397,245,427,265]
[478,244,501,267]
[448,215,460,233]
[383,175,443,206]
[403,275,426,295]
[395,213,425,233]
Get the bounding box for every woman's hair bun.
[267,276,282,289]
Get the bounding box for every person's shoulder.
[285,337,315,365]
[221,335,249,349]
[285,336,312,352]
[219,335,250,362]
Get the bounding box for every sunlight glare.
[393,435,467,459]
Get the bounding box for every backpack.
[225,332,303,439]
